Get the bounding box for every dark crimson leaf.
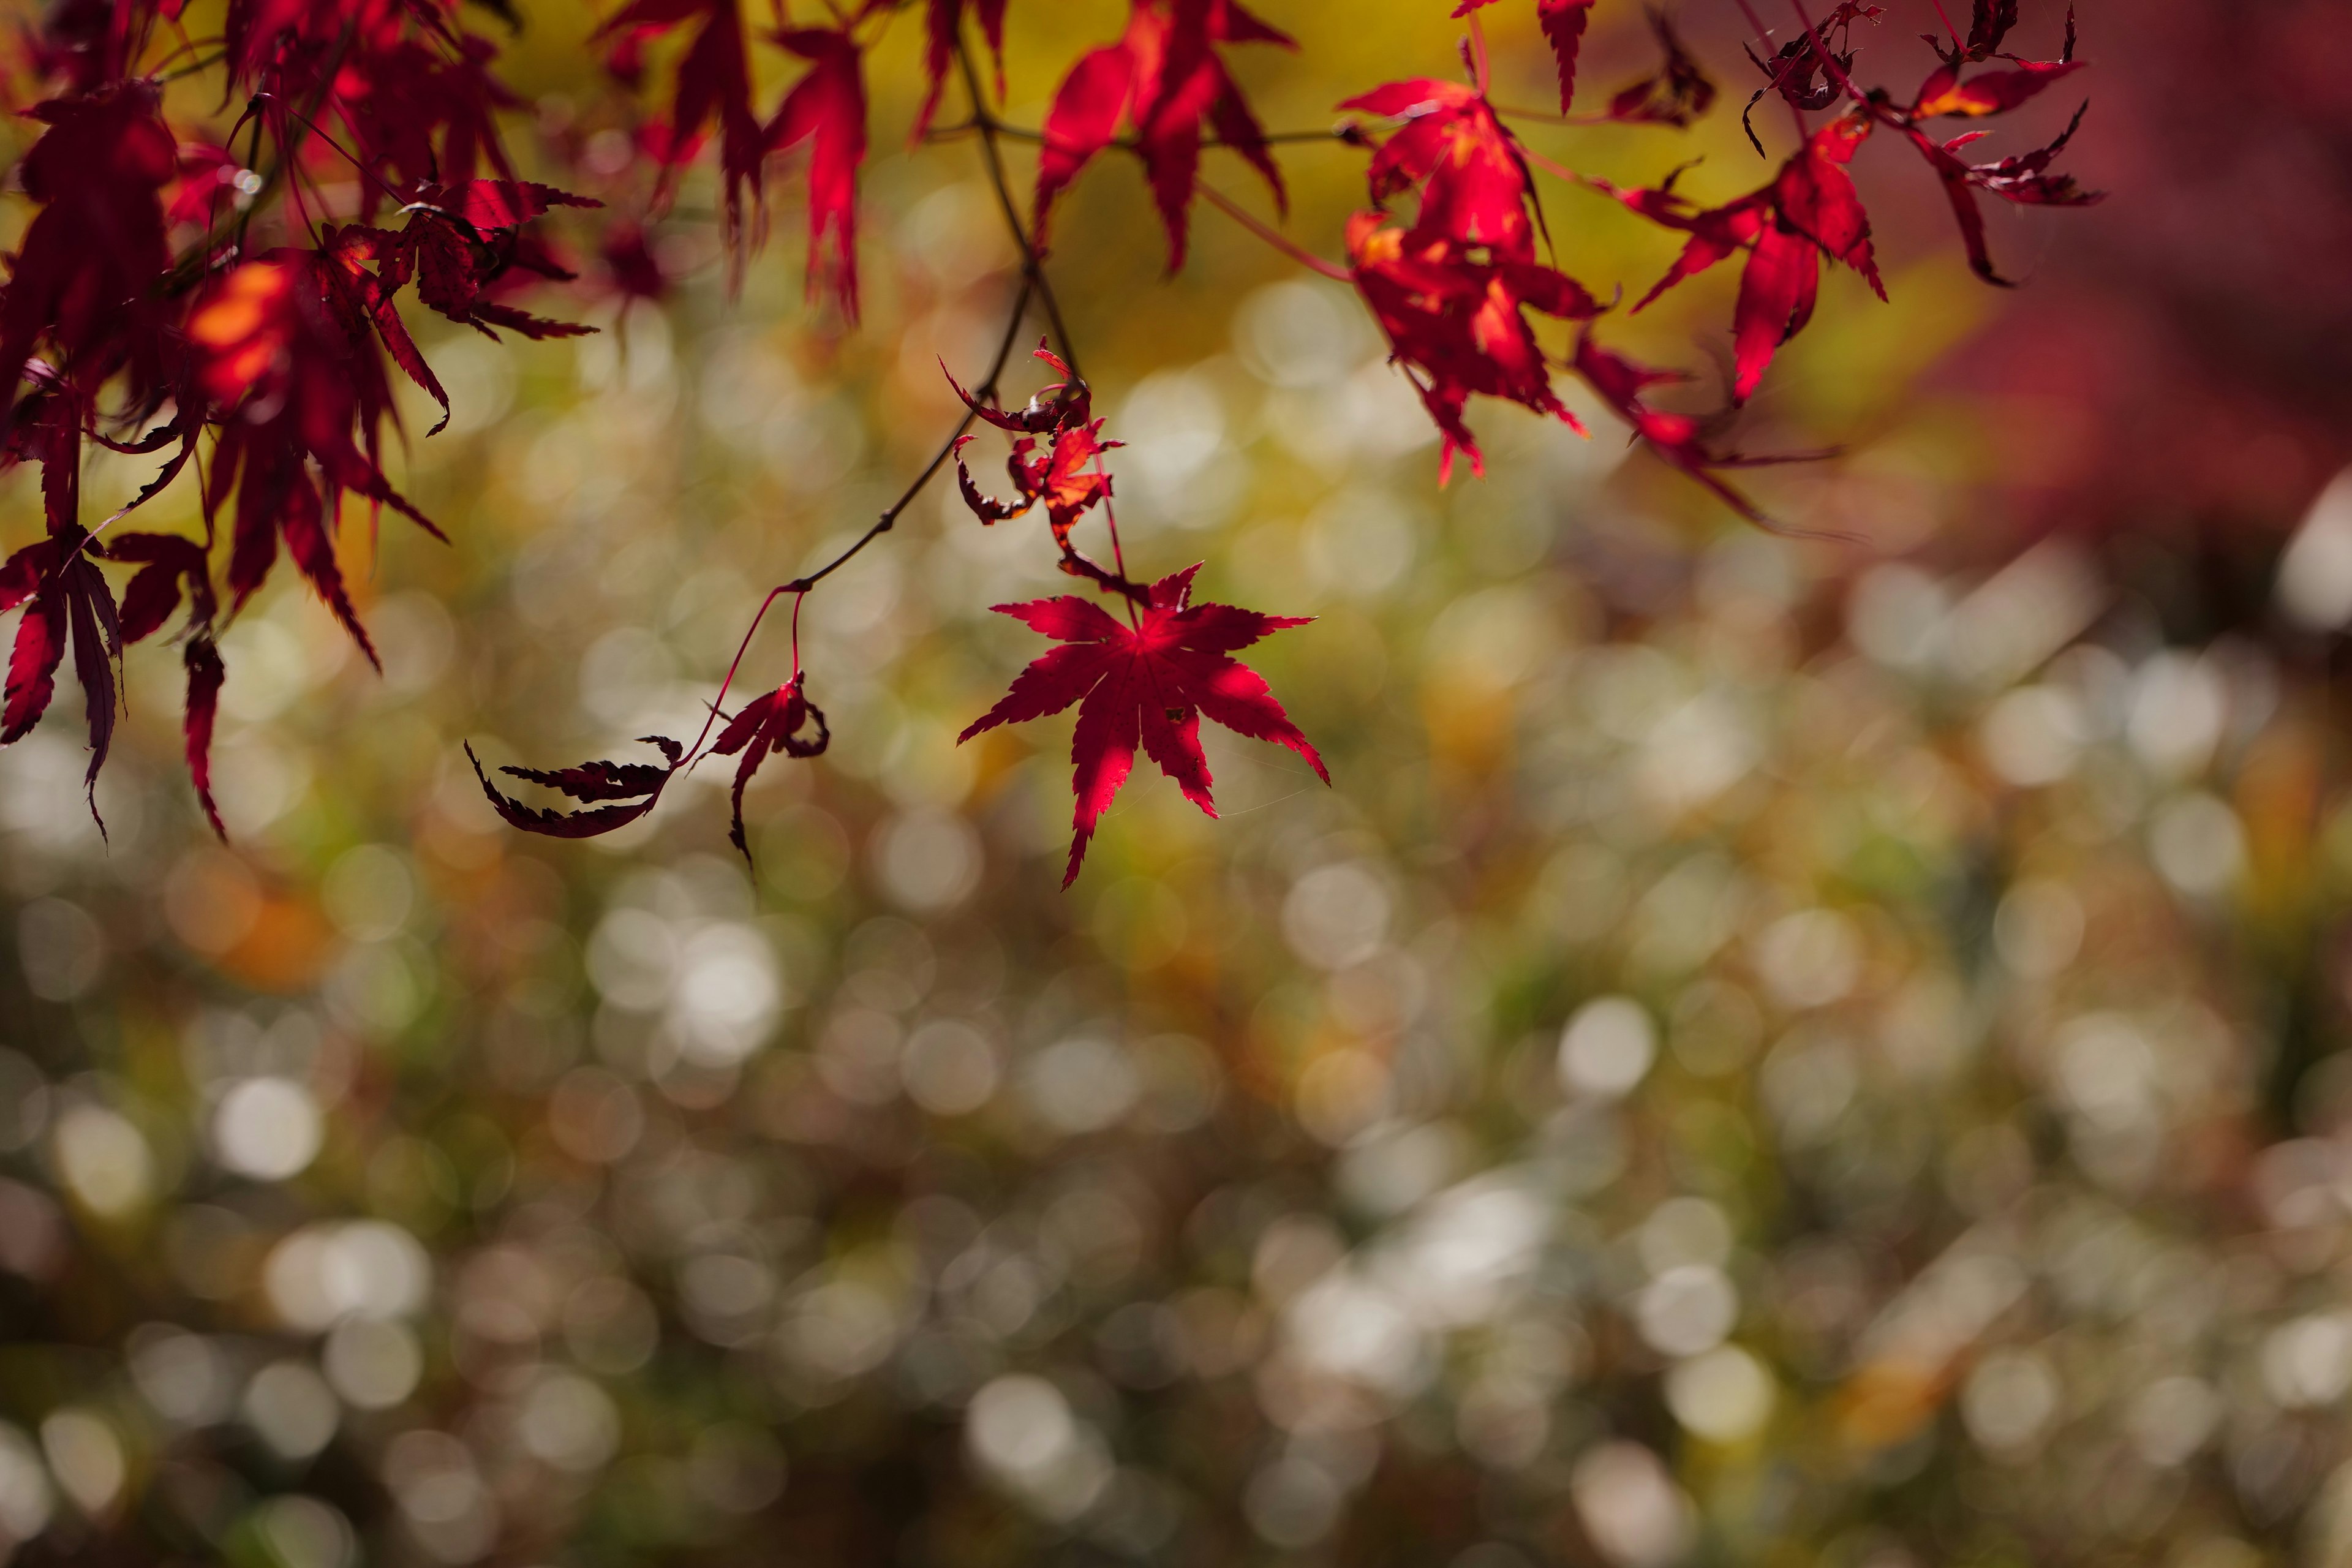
[708,675,829,860]
[466,736,685,840]
[1604,10,1717,127]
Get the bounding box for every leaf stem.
[1194,183,1351,282]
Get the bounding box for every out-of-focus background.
[7,1,2352,1564]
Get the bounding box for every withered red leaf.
[467,735,685,840]
[709,674,830,860]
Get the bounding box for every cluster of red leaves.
[941,351,1324,883]
[0,0,2100,884]
[1325,0,2097,529]
[0,0,619,834]
[1035,0,1293,270]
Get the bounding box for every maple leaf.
[916,0,1011,138]
[1931,0,2021,65]
[380,183,604,367]
[596,0,764,248]
[709,673,830,860]
[1448,0,1595,113]
[0,82,176,412]
[1035,0,1293,271]
[166,143,245,231]
[1340,78,1538,260]
[187,254,446,666]
[467,735,686,840]
[946,342,1094,435]
[1901,101,2100,285]
[1570,329,1806,533]
[1604,10,1717,127]
[766,25,868,320]
[1740,2,1882,154]
[598,224,673,300]
[1346,213,1602,482]
[107,532,228,837]
[333,32,524,213]
[960,565,1325,886]
[0,527,120,827]
[1599,111,1884,402]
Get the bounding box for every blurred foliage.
[6,2,2352,1568]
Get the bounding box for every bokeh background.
[7,1,2352,1565]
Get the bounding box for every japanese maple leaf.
[596,0,764,246]
[1909,7,2082,116]
[916,0,1011,138]
[1740,2,1881,154]
[1599,111,1883,402]
[1346,213,1602,482]
[384,182,603,371]
[1035,0,1293,271]
[467,736,685,839]
[1570,330,1811,533]
[1340,79,1537,261]
[709,674,829,859]
[1450,0,1595,113]
[0,527,119,826]
[766,25,867,320]
[108,532,227,837]
[1902,101,2100,284]
[1931,0,2021,65]
[1603,10,1717,127]
[333,32,522,214]
[187,254,445,666]
[0,82,176,412]
[960,565,1325,886]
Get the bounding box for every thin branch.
[1730,0,1811,138]
[956,45,1082,382]
[785,274,1039,599]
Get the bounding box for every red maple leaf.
[596,0,764,246]
[1898,14,2098,284]
[1901,103,2100,285]
[916,0,1010,138]
[186,254,445,666]
[0,526,119,826]
[1449,0,1596,113]
[0,82,176,410]
[1740,1,1882,153]
[1340,78,1539,260]
[766,25,868,320]
[1603,10,1717,127]
[709,673,829,859]
[108,532,227,837]
[1346,212,1602,482]
[1035,0,1292,271]
[1570,329,1819,533]
[1598,110,1884,402]
[332,31,523,213]
[960,565,1325,886]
